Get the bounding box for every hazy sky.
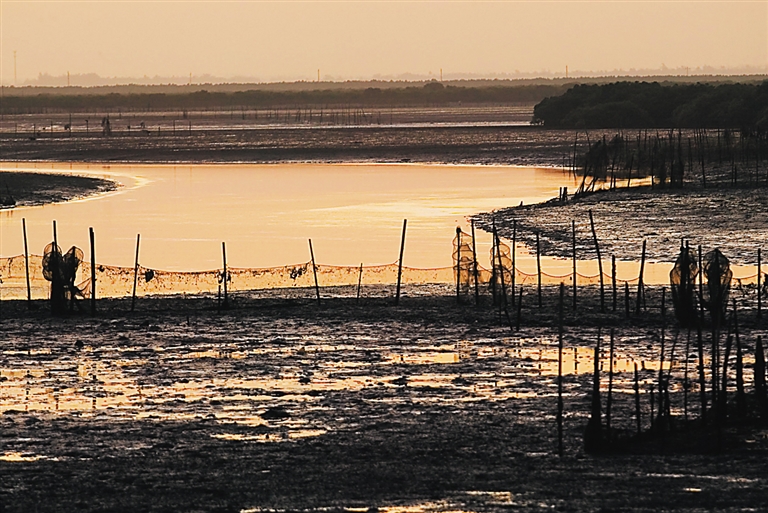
[1,0,767,84]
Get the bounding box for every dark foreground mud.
[2,285,768,512]
[0,171,115,209]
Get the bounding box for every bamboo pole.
[131,234,140,312]
[557,283,564,457]
[572,220,577,310]
[511,220,516,306]
[221,242,228,309]
[471,221,479,306]
[456,227,462,302]
[51,220,58,315]
[536,231,542,308]
[607,328,615,438]
[357,263,363,300]
[636,240,647,315]
[588,210,605,312]
[612,255,617,312]
[758,248,762,319]
[697,325,707,421]
[22,218,31,307]
[395,219,407,306]
[309,239,320,301]
[634,362,641,435]
[89,227,96,315]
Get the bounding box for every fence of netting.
[0,234,762,301]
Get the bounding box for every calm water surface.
[0,162,575,271]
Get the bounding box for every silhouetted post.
[456,227,462,302]
[658,288,666,424]
[557,283,564,457]
[684,329,690,421]
[758,248,762,319]
[395,219,407,305]
[697,325,707,421]
[572,220,577,309]
[624,281,630,318]
[588,210,604,312]
[89,227,96,315]
[698,245,704,319]
[511,220,516,306]
[221,242,228,309]
[611,255,617,311]
[22,218,31,307]
[51,221,59,315]
[309,239,320,301]
[634,362,641,435]
[357,263,363,300]
[471,221,479,305]
[636,240,647,314]
[755,336,767,416]
[131,234,140,312]
[607,328,615,438]
[734,300,745,417]
[536,231,542,307]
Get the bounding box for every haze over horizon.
[1,0,767,86]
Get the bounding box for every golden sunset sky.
[1,0,767,84]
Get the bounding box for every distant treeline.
[0,83,569,114]
[532,81,768,129]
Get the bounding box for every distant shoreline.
[0,170,117,209]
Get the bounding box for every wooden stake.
[588,210,604,312]
[471,221,479,306]
[756,336,767,416]
[456,227,462,302]
[357,263,363,301]
[221,242,228,309]
[697,325,707,421]
[511,220,516,306]
[572,220,577,310]
[89,227,96,315]
[607,328,615,438]
[684,329,690,421]
[309,239,320,301]
[611,255,617,312]
[625,282,630,318]
[51,220,59,315]
[758,248,762,319]
[636,239,647,314]
[395,219,407,305]
[22,218,31,307]
[131,234,140,312]
[634,362,641,435]
[698,245,704,320]
[557,283,564,457]
[536,231,542,308]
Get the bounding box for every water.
[0,162,575,271]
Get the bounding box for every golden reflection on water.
[0,162,575,271]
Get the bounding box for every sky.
[1,0,767,84]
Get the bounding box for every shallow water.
[0,162,576,271]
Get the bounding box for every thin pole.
[309,239,320,301]
[89,227,96,315]
[698,244,704,320]
[589,210,605,312]
[684,329,690,421]
[51,220,58,315]
[395,219,407,305]
[634,362,641,435]
[22,218,31,307]
[221,242,228,308]
[511,220,516,306]
[557,283,564,457]
[456,227,462,301]
[131,234,140,312]
[357,263,363,300]
[471,221,479,306]
[572,220,577,310]
[636,240,647,314]
[758,248,762,319]
[607,328,615,438]
[611,255,617,311]
[536,231,542,308]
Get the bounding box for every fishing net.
[42,244,85,313]
[702,249,733,327]
[452,229,477,296]
[670,245,699,326]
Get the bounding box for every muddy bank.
[477,185,768,267]
[0,170,116,209]
[0,126,598,167]
[1,286,768,511]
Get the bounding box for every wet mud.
[2,285,768,512]
[0,171,115,209]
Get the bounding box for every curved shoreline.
[0,169,118,209]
